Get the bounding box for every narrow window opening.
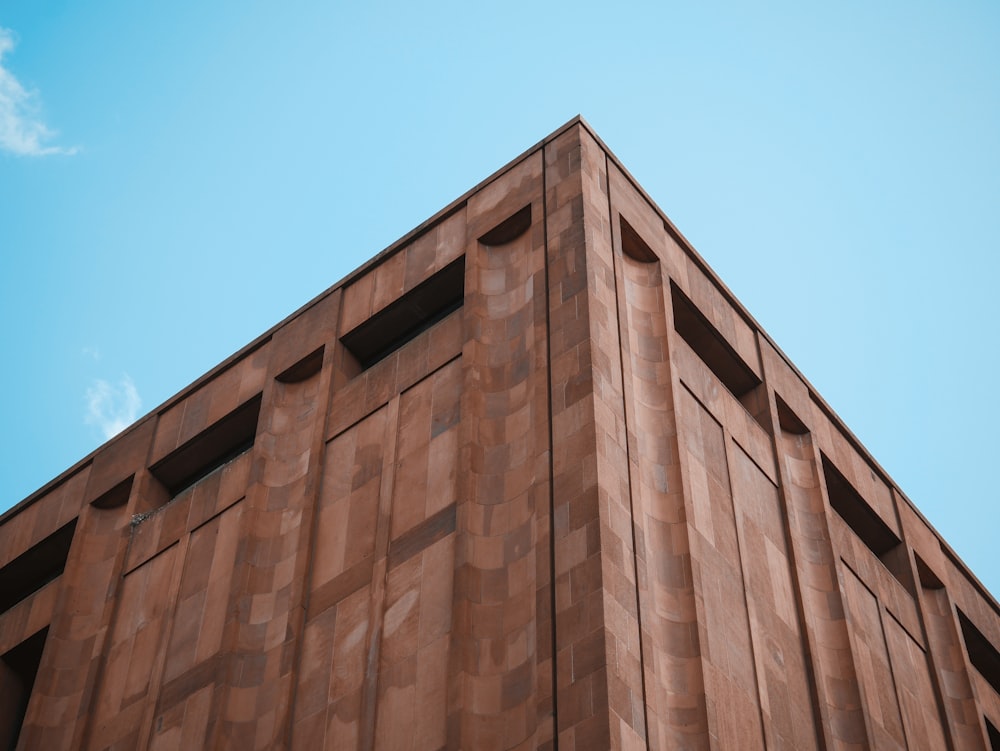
[276,346,325,383]
[821,455,906,582]
[341,256,465,370]
[149,394,262,498]
[619,216,658,262]
[959,610,1000,696]
[90,475,134,510]
[670,281,762,404]
[478,205,531,246]
[775,395,808,435]
[987,717,1000,751]
[0,521,77,614]
[914,553,944,590]
[0,627,48,750]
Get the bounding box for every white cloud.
[86,375,142,440]
[0,27,76,156]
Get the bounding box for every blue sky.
[1,1,998,595]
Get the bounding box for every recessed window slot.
[821,455,906,583]
[276,346,325,383]
[958,610,1000,697]
[915,554,944,590]
[775,395,808,435]
[0,521,77,614]
[149,395,262,497]
[987,717,1000,750]
[90,475,134,509]
[670,281,762,402]
[478,205,531,246]
[619,216,658,262]
[0,627,48,750]
[341,256,465,370]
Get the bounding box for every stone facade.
[2,118,999,750]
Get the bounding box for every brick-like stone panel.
[450,151,551,751]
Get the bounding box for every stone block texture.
[2,118,999,750]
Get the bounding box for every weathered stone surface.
[1,118,997,750]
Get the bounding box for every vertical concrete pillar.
[919,582,990,749]
[544,123,648,750]
[210,298,339,750]
[451,152,551,750]
[774,427,872,750]
[19,464,136,750]
[613,247,711,751]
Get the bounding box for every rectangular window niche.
[0,521,77,614]
[821,455,907,585]
[987,717,1000,751]
[341,256,465,370]
[958,610,1000,697]
[150,394,262,498]
[670,282,764,422]
[0,627,48,750]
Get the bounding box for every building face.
[1,118,998,751]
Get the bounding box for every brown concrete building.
[2,117,999,751]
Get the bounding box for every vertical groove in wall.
[806,436,876,750]
[760,394,830,751]
[136,536,191,750]
[719,428,772,751]
[889,500,959,751]
[358,395,401,751]
[541,151,560,750]
[879,599,915,749]
[658,277,715,749]
[284,343,342,749]
[603,153,651,746]
[75,478,148,750]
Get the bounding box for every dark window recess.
[821,455,902,564]
[149,394,262,497]
[987,717,1000,751]
[276,346,324,384]
[478,205,531,246]
[915,554,945,590]
[0,521,76,614]
[775,395,808,435]
[671,281,762,399]
[959,610,1000,696]
[0,627,48,751]
[619,216,658,262]
[341,256,465,370]
[90,475,134,509]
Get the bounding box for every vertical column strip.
[541,138,560,750]
[605,164,652,746]
[136,536,191,750]
[358,395,401,751]
[719,429,772,750]
[285,343,347,748]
